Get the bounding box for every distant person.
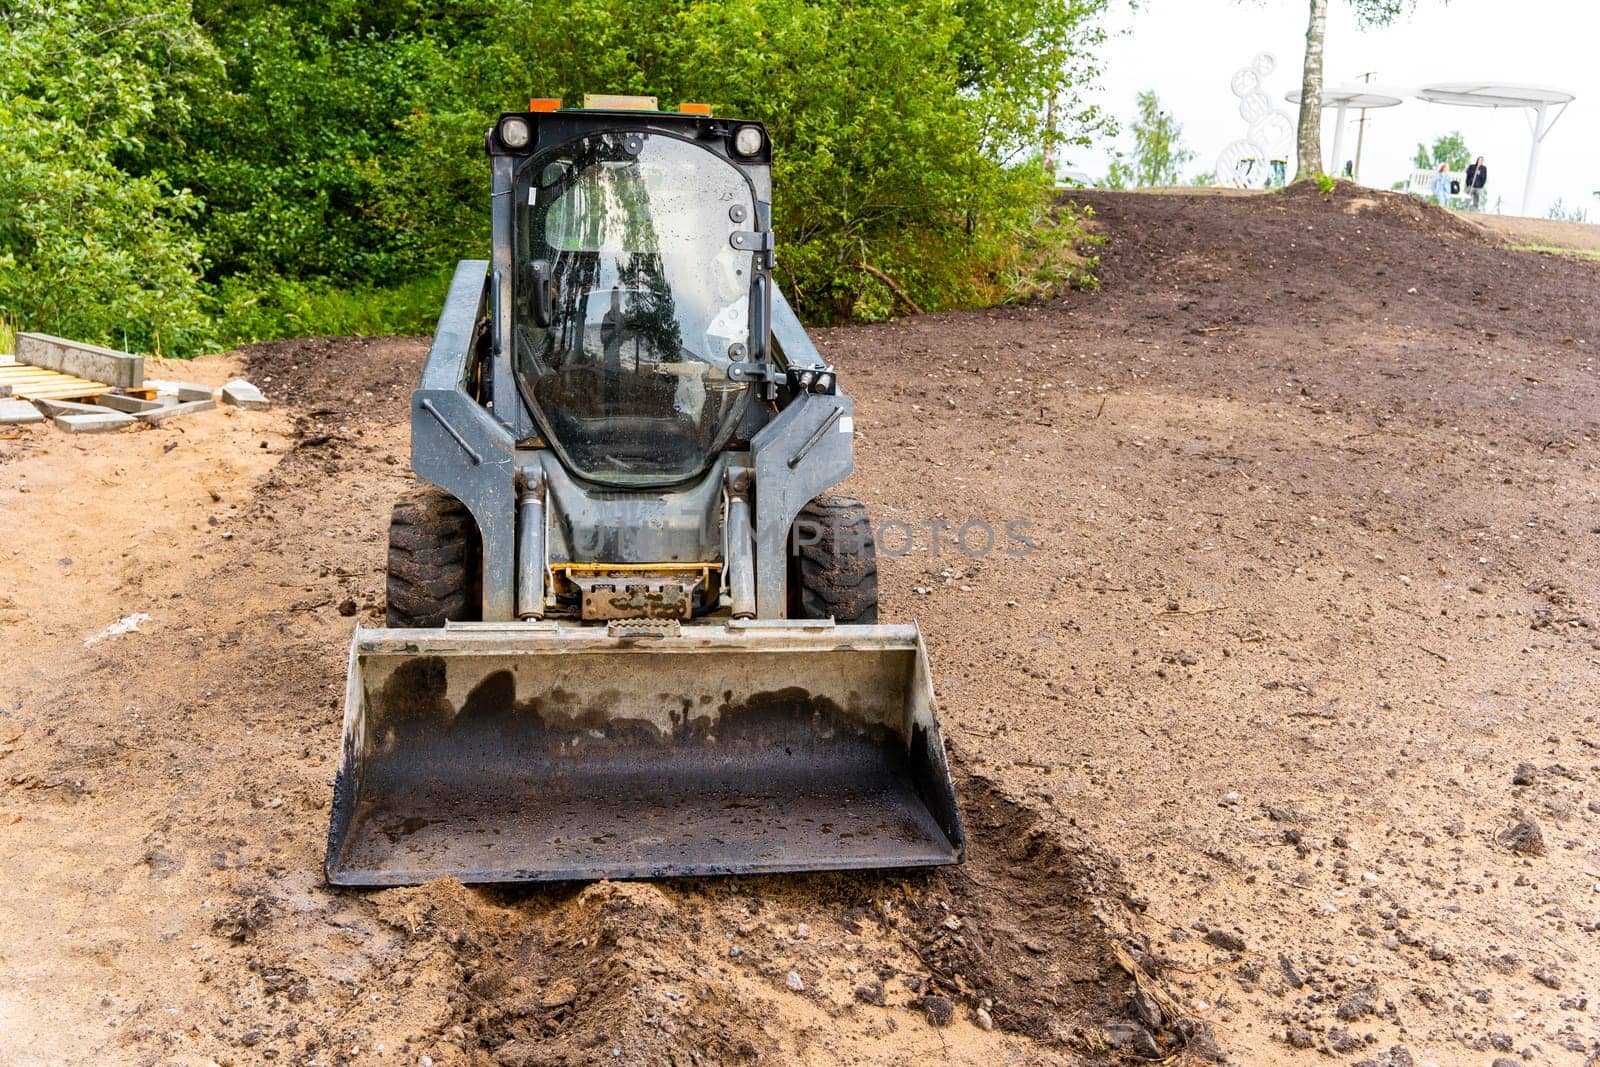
[1430,163,1451,206]
[1464,156,1488,211]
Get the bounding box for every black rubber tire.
[385,485,480,628]
[789,493,879,624]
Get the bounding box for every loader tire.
[385,486,480,628]
[790,494,878,624]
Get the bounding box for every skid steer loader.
[324,97,965,884]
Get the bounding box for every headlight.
[732,125,763,156]
[499,117,531,149]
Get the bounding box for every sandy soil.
[3,184,1600,1066]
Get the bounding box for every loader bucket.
[325,620,965,885]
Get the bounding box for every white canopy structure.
[1287,86,1405,178]
[1415,83,1575,215]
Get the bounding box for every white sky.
[1068,0,1597,218]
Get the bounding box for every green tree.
[2,0,1121,351]
[1412,131,1470,171]
[1102,91,1195,188]
[0,0,221,355]
[474,0,1114,320]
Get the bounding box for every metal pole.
[1523,104,1549,216]
[1353,110,1368,181]
[1329,101,1350,176]
[1353,72,1376,182]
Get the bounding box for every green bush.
[486,0,1110,320]
[0,0,220,356]
[213,268,454,343]
[1,0,1113,355]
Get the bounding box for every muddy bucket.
[324,620,965,885]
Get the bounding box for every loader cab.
[487,102,775,488]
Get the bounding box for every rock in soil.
[1104,1022,1162,1058]
[853,981,885,1006]
[1203,929,1246,953]
[1327,1028,1364,1054]
[1335,984,1378,1021]
[922,994,954,1027]
[1131,986,1166,1030]
[1498,814,1546,855]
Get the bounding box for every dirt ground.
[3,182,1600,1066]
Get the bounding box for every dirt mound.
[240,335,424,425]
[372,879,776,1066]
[1278,179,1490,242]
[910,775,1127,1036]
[316,772,1159,1066]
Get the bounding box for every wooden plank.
[16,385,101,398]
[0,371,77,382]
[0,359,113,405]
[11,385,109,398]
[0,362,103,377]
[0,366,112,395]
[1,379,102,391]
[13,377,105,388]
[120,387,159,401]
[14,386,105,401]
[0,371,105,387]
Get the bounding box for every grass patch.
[0,314,14,355]
[1511,244,1600,262]
[213,268,455,349]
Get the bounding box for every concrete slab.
[32,398,114,417]
[54,411,134,433]
[220,379,268,410]
[0,399,46,425]
[136,399,215,424]
[17,333,143,389]
[177,383,215,403]
[97,393,165,414]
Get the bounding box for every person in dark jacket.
[1464,156,1488,211]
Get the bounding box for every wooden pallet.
[0,363,112,402]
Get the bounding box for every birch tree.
[1291,0,1435,181]
[1293,0,1328,181]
